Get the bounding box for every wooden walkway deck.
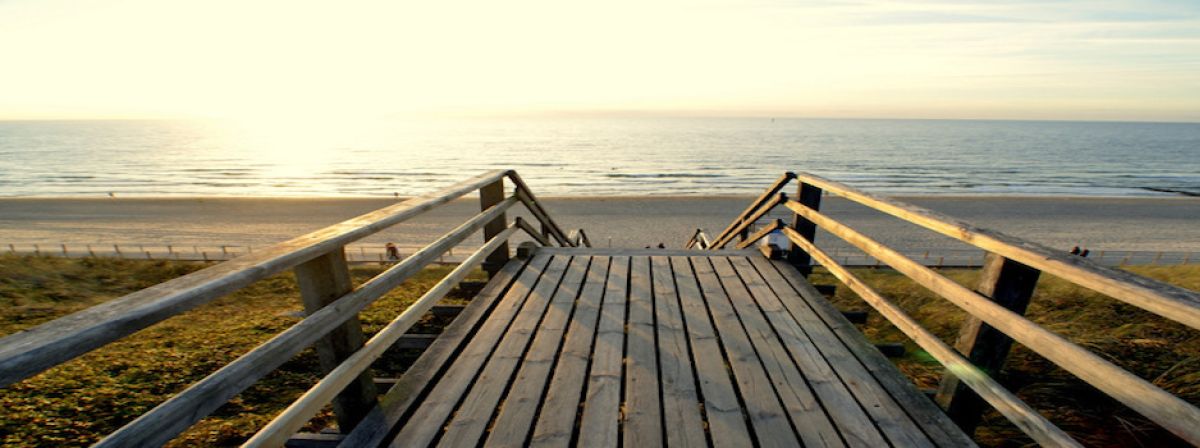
[346,248,974,447]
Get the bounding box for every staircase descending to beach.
[1,170,1198,447]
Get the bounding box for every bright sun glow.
[1,0,1198,122]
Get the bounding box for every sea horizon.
[2,116,1198,198]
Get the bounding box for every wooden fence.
[692,171,1200,446]
[0,170,589,447]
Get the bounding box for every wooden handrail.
[784,229,1080,447]
[793,172,1200,330]
[710,192,788,249]
[244,224,521,447]
[507,171,574,247]
[95,196,521,447]
[0,169,511,388]
[710,172,795,245]
[734,219,786,250]
[514,217,552,247]
[784,200,1200,444]
[685,228,712,249]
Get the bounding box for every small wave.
[604,173,729,179]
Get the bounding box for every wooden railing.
[0,169,589,447]
[695,171,1200,446]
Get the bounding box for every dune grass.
[0,255,482,447]
[0,254,1196,446]
[810,264,1200,447]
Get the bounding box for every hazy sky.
[1,0,1198,122]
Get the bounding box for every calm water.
[1,118,1197,197]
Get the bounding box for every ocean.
[1,117,1197,197]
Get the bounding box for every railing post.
[786,182,822,276]
[935,252,1040,434]
[480,178,510,277]
[293,247,377,432]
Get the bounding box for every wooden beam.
[710,193,787,249]
[782,204,1200,444]
[294,248,377,431]
[787,181,822,275]
[0,169,511,388]
[93,196,519,448]
[784,229,1081,447]
[794,172,1200,330]
[480,178,510,277]
[712,171,795,244]
[243,225,521,447]
[937,253,1041,434]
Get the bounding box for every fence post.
[292,247,377,431]
[935,252,1041,434]
[787,182,822,276]
[479,177,510,277]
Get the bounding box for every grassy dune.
[0,255,1196,446]
[0,255,481,447]
[811,265,1200,447]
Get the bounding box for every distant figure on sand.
[1070,246,1081,255]
[385,242,400,261]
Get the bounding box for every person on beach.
[385,242,400,261]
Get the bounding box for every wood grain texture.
[782,236,1077,447]
[339,258,532,448]
[528,256,611,447]
[577,256,629,448]
[783,203,1200,445]
[622,256,663,447]
[0,169,510,388]
[793,172,1200,330]
[651,256,707,448]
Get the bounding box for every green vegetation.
[810,265,1200,447]
[0,255,1196,447]
[0,255,482,447]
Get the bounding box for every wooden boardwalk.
[347,248,974,447]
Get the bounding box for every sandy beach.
[1,196,1197,254]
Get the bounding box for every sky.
[1,0,1198,122]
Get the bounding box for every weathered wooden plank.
[0,169,510,388]
[480,177,511,277]
[246,227,523,447]
[622,256,663,447]
[341,257,532,448]
[528,256,611,447]
[389,255,568,448]
[96,197,520,448]
[651,256,707,448]
[725,257,884,448]
[786,181,823,274]
[711,193,788,249]
[507,171,572,246]
[792,172,1200,330]
[778,241,1076,446]
[758,257,978,447]
[437,256,589,446]
[484,256,597,446]
[712,257,848,448]
[712,171,796,245]
[293,248,377,431]
[534,247,759,257]
[668,256,753,448]
[691,256,800,448]
[576,256,630,447]
[781,205,1200,445]
[937,253,1041,434]
[730,255,935,448]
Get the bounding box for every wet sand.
[0,196,1197,253]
